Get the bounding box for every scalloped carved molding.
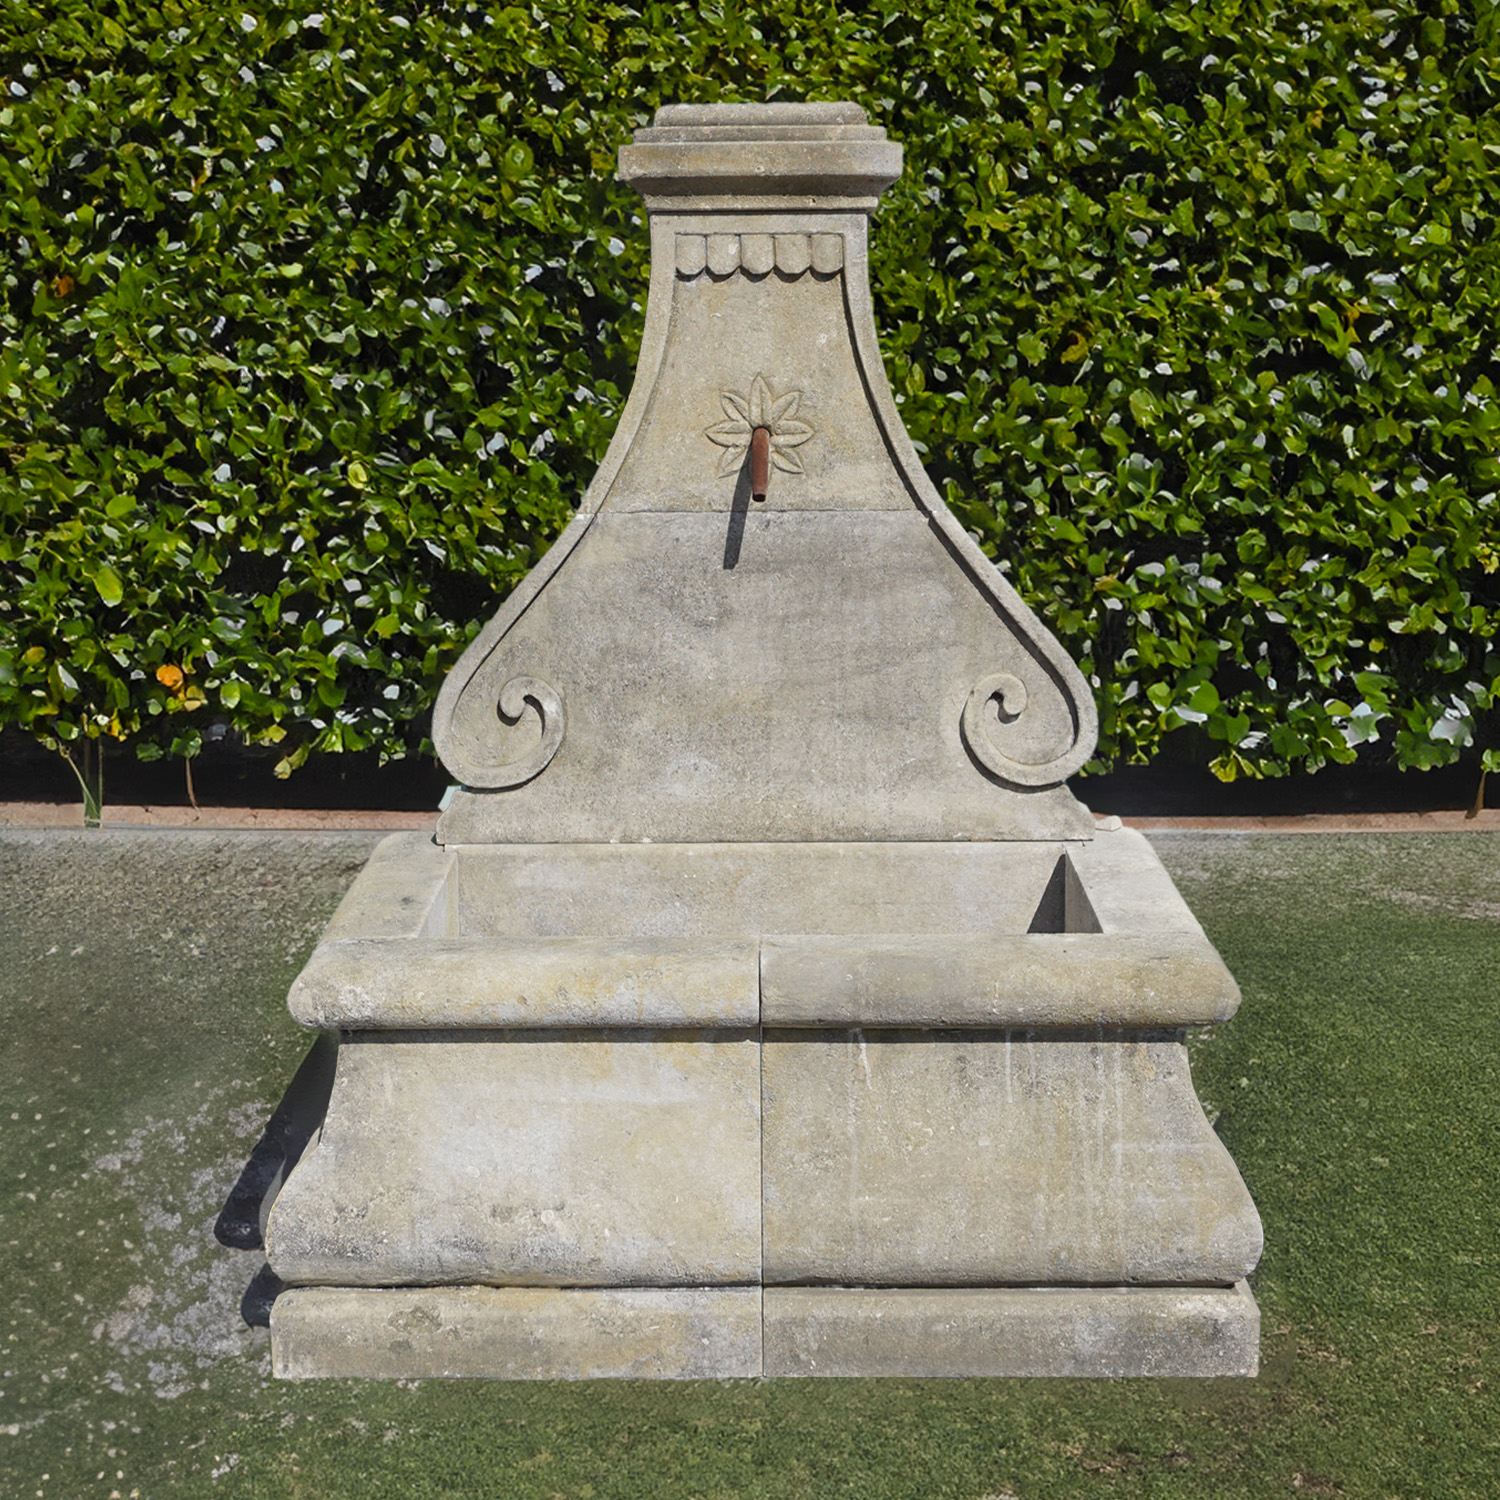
[677,232,844,279]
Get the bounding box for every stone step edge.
[270,1282,1258,1381]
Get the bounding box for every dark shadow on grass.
[241,1262,286,1329]
[215,1032,337,1252]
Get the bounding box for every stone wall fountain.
[264,102,1262,1379]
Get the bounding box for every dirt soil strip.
[2,802,1498,833]
[0,801,440,831]
[1124,809,1500,832]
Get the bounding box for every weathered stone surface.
[435,512,1095,842]
[1072,825,1219,936]
[761,1032,1262,1285]
[761,931,1240,1028]
[449,840,1067,940]
[289,831,1239,1030]
[273,1286,762,1380]
[609,248,908,511]
[618,103,901,212]
[318,832,450,942]
[657,101,870,127]
[763,1283,1259,1378]
[289,936,758,1028]
[315,827,1208,945]
[267,1030,760,1287]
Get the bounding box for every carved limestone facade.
[265,103,1262,1382]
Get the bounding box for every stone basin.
[284,829,1239,1033]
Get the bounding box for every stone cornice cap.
[618,102,902,212]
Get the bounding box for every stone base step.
[765,1282,1258,1378]
[270,1282,1257,1380]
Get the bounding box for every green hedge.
[3,0,1498,794]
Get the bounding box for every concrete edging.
[0,802,439,831]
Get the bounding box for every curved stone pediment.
[433,105,1097,843]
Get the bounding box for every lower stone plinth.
[271,1282,1257,1379]
[761,1033,1262,1287]
[271,1286,762,1380]
[266,1030,762,1288]
[763,1283,1259,1378]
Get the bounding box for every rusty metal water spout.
[750,426,771,501]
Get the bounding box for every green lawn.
[1,829,1495,1499]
